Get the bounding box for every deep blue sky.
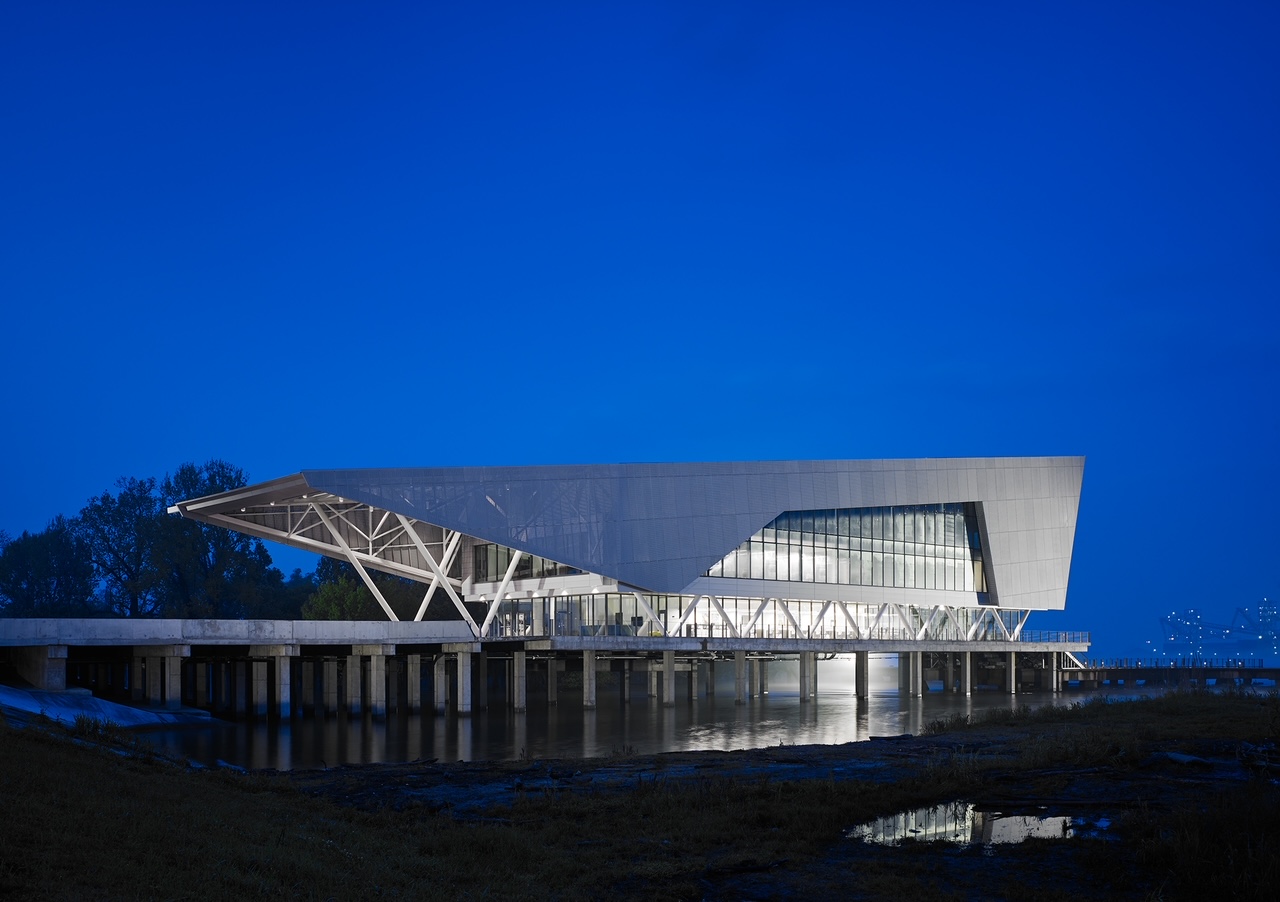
[2,2,1277,657]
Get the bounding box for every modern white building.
[169,456,1085,647]
[2,458,1088,713]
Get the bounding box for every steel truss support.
[631,592,667,637]
[412,530,462,622]
[480,551,525,637]
[396,515,478,634]
[312,503,398,621]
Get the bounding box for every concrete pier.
[433,655,448,713]
[662,651,675,707]
[406,653,421,712]
[512,650,527,712]
[345,655,361,714]
[582,650,596,709]
[323,659,339,714]
[456,652,473,715]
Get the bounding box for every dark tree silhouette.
[0,516,98,616]
[76,476,163,617]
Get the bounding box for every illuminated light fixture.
[240,508,246,512]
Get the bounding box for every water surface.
[138,684,1156,771]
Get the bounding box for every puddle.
[848,802,1112,846]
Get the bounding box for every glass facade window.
[472,543,583,583]
[705,502,988,595]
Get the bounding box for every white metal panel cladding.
[285,457,1083,608]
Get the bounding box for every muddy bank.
[283,719,1271,818]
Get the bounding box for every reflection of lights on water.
[848,803,1102,846]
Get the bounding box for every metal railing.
[1017,631,1090,644]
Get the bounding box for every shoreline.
[2,688,1277,899]
[0,682,211,728]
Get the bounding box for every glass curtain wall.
[705,503,988,597]
[485,593,1021,640]
[472,543,583,582]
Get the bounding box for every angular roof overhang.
[169,457,1084,609]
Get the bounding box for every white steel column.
[1008,651,1017,694]
[632,592,668,637]
[961,651,972,697]
[398,519,477,632]
[412,530,462,622]
[662,651,675,707]
[798,653,810,704]
[481,551,524,637]
[911,651,923,698]
[734,651,747,705]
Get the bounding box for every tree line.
[0,460,458,622]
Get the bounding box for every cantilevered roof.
[170,458,1084,608]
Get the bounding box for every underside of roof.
[169,457,1084,610]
